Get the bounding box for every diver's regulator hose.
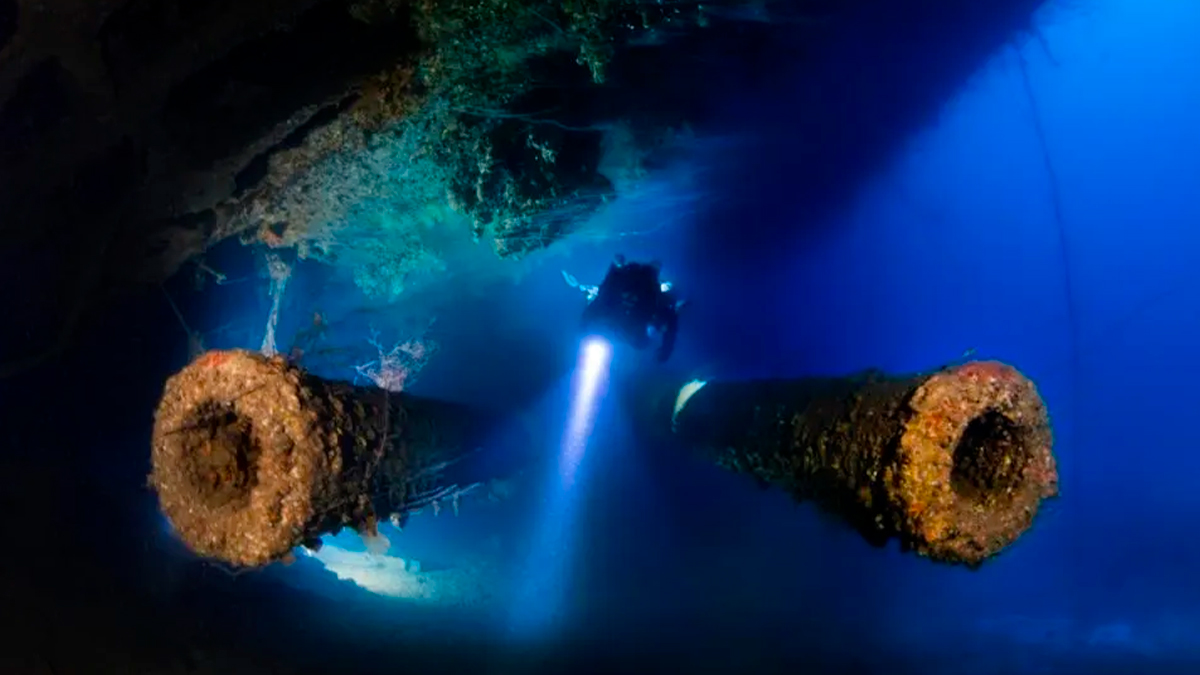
[658,361,1059,567]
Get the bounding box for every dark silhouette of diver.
[563,255,684,362]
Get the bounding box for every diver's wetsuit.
[581,258,680,362]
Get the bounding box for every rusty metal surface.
[670,361,1059,567]
[150,348,487,567]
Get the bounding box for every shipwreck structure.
[644,361,1059,567]
[155,349,1060,570]
[1,0,1051,376]
[7,0,1065,670]
[150,348,507,567]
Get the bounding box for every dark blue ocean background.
[34,0,1198,673]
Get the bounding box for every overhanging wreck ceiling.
[0,0,1049,368]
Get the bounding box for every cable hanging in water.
[1016,48,1081,395]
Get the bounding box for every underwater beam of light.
[506,335,612,640]
[559,336,613,489]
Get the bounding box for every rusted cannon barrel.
[150,349,504,568]
[653,361,1059,567]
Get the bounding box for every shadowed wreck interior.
[0,0,1053,671]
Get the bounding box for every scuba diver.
[563,255,684,363]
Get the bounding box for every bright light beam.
[506,336,613,641]
[559,337,612,489]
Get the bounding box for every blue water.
[150,0,1200,672]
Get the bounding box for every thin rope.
[1017,44,1087,628]
[1016,49,1082,441]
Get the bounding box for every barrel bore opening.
[950,409,1028,504]
[179,400,263,509]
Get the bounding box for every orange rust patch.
[954,360,1018,385]
[196,351,232,369]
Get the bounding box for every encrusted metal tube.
[659,361,1059,567]
[150,349,501,568]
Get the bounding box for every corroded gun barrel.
[150,349,505,568]
[649,361,1059,567]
